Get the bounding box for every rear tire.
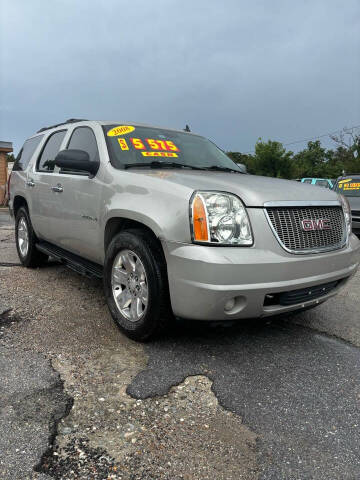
[15,207,48,267]
[103,229,172,341]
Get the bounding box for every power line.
[242,124,360,154]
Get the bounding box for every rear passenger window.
[13,135,44,171]
[302,179,312,184]
[67,127,99,162]
[37,130,67,172]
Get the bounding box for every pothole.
[42,371,258,480]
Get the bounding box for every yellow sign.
[344,182,360,191]
[338,178,360,191]
[107,125,135,136]
[338,179,352,187]
[117,138,129,150]
[141,151,178,158]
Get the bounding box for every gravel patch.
[41,375,257,480]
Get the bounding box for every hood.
[136,170,339,206]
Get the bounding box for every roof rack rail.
[37,118,88,133]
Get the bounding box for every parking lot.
[1,211,360,480]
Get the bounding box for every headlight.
[190,191,253,245]
[339,194,352,238]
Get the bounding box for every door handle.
[51,184,63,193]
[26,179,35,187]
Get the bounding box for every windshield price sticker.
[146,139,179,151]
[129,138,180,151]
[344,183,360,190]
[131,138,146,149]
[116,136,181,155]
[142,151,178,158]
[118,138,129,150]
[107,125,135,136]
[339,179,360,191]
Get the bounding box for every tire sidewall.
[15,207,34,266]
[103,231,166,340]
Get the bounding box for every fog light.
[224,298,236,311]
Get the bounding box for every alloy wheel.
[111,249,148,322]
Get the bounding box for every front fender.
[100,170,195,244]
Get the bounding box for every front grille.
[266,206,346,253]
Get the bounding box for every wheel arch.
[104,216,166,260]
[13,195,28,217]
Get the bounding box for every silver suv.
[9,119,360,340]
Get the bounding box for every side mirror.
[238,163,247,173]
[54,149,99,176]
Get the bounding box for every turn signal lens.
[192,194,209,241]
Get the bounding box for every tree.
[330,127,360,175]
[226,126,360,180]
[252,139,294,178]
[227,152,256,174]
[292,140,330,178]
[6,153,15,163]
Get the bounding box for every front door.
[48,126,103,264]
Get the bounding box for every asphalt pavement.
[1,213,360,479]
[0,342,71,480]
[129,320,360,479]
[0,210,12,227]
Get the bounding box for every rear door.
[10,134,44,217]
[30,130,67,240]
[49,126,103,263]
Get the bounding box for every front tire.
[103,230,172,341]
[15,207,48,267]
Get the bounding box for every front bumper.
[162,229,360,321]
[352,217,360,234]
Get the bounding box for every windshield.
[103,124,242,171]
[334,177,360,197]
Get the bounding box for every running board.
[36,241,103,279]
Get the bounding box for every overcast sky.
[1,0,359,155]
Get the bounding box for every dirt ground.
[0,221,257,480]
[1,215,360,479]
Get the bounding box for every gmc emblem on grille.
[301,219,331,231]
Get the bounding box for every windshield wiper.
[124,161,206,170]
[203,165,244,174]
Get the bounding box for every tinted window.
[315,180,328,187]
[67,127,99,162]
[335,177,360,197]
[103,124,242,171]
[302,179,312,184]
[13,135,44,171]
[37,130,67,172]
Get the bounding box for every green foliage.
[292,140,329,178]
[253,139,294,179]
[227,152,256,174]
[227,128,360,180]
[6,153,15,163]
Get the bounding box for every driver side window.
[61,127,99,175]
[69,127,99,159]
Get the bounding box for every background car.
[333,175,360,235]
[300,178,334,189]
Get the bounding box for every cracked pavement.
[1,211,360,479]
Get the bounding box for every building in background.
[0,141,13,205]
